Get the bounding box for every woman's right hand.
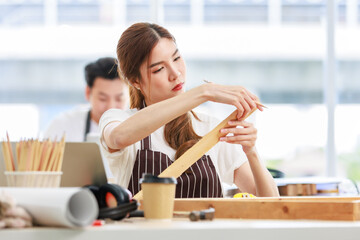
[202,83,262,119]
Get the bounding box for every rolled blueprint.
[0,187,98,228]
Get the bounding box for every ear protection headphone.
[85,183,138,220]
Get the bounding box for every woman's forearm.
[105,85,209,150]
[245,149,280,197]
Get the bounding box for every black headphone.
[85,183,138,220]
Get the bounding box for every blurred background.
[0,0,360,182]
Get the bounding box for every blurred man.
[44,57,129,142]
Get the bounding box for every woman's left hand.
[219,121,257,154]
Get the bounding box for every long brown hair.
[116,22,201,159]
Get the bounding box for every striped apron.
[127,133,223,198]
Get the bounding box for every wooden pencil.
[6,132,15,171]
[41,140,53,171]
[24,141,32,171]
[15,141,20,171]
[3,135,66,173]
[46,140,58,171]
[2,141,12,171]
[33,139,41,171]
[36,140,44,171]
[18,140,24,171]
[49,142,59,171]
[18,140,25,171]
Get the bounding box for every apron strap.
[141,135,151,150]
[140,100,151,150]
[84,110,91,141]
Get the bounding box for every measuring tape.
[233,192,256,198]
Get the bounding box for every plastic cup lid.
[140,173,177,184]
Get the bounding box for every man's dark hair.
[85,57,119,88]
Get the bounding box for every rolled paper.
[0,187,98,228]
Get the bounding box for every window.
[0,0,359,181]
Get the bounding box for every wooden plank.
[173,198,360,221]
[279,184,318,196]
[249,196,360,202]
[274,197,360,202]
[133,108,257,200]
[190,196,360,202]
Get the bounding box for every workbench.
[2,218,360,240]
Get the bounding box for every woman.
[100,22,279,198]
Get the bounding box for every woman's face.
[137,38,186,105]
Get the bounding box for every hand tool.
[128,207,215,221]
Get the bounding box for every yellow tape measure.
[233,193,256,198]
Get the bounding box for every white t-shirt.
[43,105,98,142]
[99,108,248,192]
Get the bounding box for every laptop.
[0,142,108,187]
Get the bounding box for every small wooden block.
[279,184,317,196]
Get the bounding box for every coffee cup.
[140,174,177,220]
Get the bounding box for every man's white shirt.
[43,105,98,142]
[43,105,113,178]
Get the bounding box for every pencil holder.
[5,171,63,187]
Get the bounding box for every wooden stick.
[51,141,60,172]
[6,132,15,171]
[39,140,45,171]
[36,141,44,171]
[19,140,27,171]
[2,141,12,171]
[41,140,53,171]
[46,140,58,171]
[34,139,42,171]
[39,140,48,171]
[20,140,28,171]
[30,140,35,171]
[255,101,267,109]
[22,140,28,171]
[1,141,7,170]
[25,141,33,171]
[133,107,258,200]
[31,140,38,171]
[16,141,20,171]
[32,139,39,171]
[3,137,67,172]
[30,140,36,171]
